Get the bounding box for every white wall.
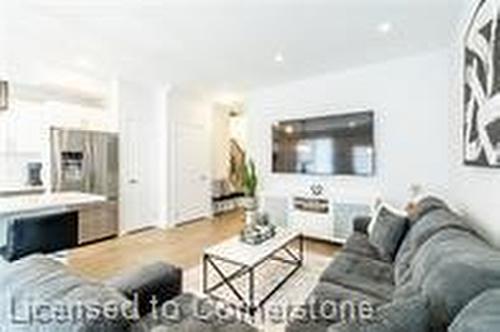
[212,104,231,180]
[247,51,451,206]
[448,0,500,247]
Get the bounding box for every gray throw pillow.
[328,294,430,332]
[369,206,408,260]
[410,196,450,222]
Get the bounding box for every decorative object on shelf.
[293,197,329,214]
[229,139,246,192]
[241,159,259,225]
[27,162,43,186]
[211,179,244,215]
[310,183,324,196]
[240,213,276,245]
[0,81,8,111]
[464,0,500,168]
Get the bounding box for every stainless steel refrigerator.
[50,128,119,244]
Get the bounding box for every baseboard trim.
[78,234,118,247]
[123,226,158,236]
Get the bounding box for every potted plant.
[241,159,258,224]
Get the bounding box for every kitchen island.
[0,192,108,255]
[0,192,106,215]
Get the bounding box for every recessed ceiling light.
[378,22,393,34]
[274,52,284,63]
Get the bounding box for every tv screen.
[272,111,375,176]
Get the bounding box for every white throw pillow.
[368,202,407,235]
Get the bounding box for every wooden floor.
[68,210,340,280]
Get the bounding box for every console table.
[286,196,371,243]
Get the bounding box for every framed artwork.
[464,0,500,167]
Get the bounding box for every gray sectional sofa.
[0,255,256,331]
[2,196,500,332]
[287,197,500,332]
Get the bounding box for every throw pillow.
[369,205,408,260]
[367,202,406,235]
[409,195,450,222]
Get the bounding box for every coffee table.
[203,229,303,315]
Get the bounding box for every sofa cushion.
[342,233,388,262]
[132,293,257,332]
[369,206,408,261]
[328,294,431,332]
[394,227,500,331]
[449,289,500,332]
[0,254,132,332]
[394,207,476,286]
[286,282,386,332]
[105,261,183,317]
[320,252,394,301]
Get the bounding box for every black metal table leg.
[203,234,305,316]
[299,234,304,266]
[203,254,208,293]
[249,267,255,316]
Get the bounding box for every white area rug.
[0,256,7,268]
[183,252,331,331]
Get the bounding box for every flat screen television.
[272,111,375,176]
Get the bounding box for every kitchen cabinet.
[76,201,118,244]
[0,192,108,248]
[289,208,334,242]
[1,100,45,154]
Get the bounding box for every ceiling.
[3,0,466,96]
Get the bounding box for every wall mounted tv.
[272,111,375,176]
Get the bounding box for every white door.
[121,120,161,232]
[173,123,211,225]
[118,80,168,233]
[120,120,145,232]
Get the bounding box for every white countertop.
[0,185,46,196]
[0,192,107,215]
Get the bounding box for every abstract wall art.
[464,0,500,167]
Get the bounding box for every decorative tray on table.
[240,214,276,245]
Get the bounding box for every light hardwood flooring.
[68,210,340,280]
